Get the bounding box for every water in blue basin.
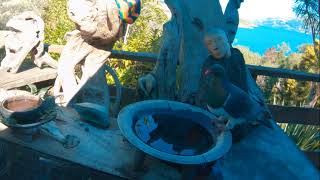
[134,112,215,156]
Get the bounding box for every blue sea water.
[234,26,313,55]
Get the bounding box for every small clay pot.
[0,95,43,124]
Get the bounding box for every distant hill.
[235,18,312,55]
[254,18,306,33]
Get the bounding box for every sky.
[220,0,296,21]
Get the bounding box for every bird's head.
[203,64,228,107]
[204,64,226,87]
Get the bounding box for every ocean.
[234,26,313,55]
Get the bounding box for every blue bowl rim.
[117,100,232,165]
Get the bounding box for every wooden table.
[0,107,150,179]
[0,107,318,179]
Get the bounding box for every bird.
[203,64,274,130]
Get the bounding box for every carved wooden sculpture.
[0,11,57,73]
[137,1,319,179]
[53,0,123,127]
[224,0,244,44]
[138,0,251,103]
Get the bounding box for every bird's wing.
[225,84,255,118]
[245,67,275,123]
[245,68,266,106]
[252,109,275,129]
[226,117,247,130]
[225,83,271,126]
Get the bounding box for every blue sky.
[220,0,296,21]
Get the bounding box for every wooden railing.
[46,45,320,168]
[1,33,319,168]
[46,45,320,125]
[1,43,319,167]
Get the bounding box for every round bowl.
[0,95,42,123]
[2,95,42,112]
[117,100,232,165]
[0,95,56,129]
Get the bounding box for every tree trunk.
[308,82,320,108]
[153,16,180,100]
[158,0,225,103]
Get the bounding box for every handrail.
[7,44,320,168]
[46,44,320,82]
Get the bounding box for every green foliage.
[237,43,319,151]
[43,0,75,59]
[6,0,315,151]
[235,46,263,65]
[107,0,168,87]
[296,41,320,74]
[294,0,319,43]
[0,48,4,61]
[293,0,320,109]
[0,0,48,29]
[27,84,38,95]
[250,42,312,107]
[19,84,51,98]
[280,124,320,151]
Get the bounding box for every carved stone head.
[204,28,231,59]
[67,0,122,46]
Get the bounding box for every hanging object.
[115,0,141,24]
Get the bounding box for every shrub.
[0,0,48,29]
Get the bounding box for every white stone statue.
[0,11,57,73]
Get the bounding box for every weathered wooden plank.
[110,51,320,82]
[248,65,320,82]
[110,50,158,63]
[0,67,57,90]
[47,45,158,62]
[45,44,64,54]
[0,107,141,179]
[46,45,158,63]
[46,45,320,82]
[111,86,320,126]
[269,105,320,126]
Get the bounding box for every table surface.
[0,107,318,179]
[0,107,145,179]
